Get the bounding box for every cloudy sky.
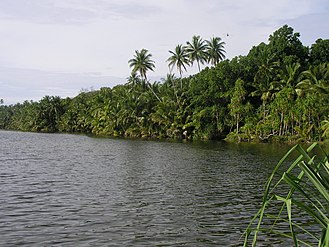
[0,0,328,104]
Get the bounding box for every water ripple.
[0,131,318,246]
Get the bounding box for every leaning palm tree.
[128,49,160,101]
[206,36,226,66]
[186,35,208,72]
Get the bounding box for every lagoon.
[0,130,314,246]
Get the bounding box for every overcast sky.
[0,0,328,104]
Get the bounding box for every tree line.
[0,25,328,142]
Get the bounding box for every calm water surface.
[0,130,312,246]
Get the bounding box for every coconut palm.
[271,62,301,97]
[167,44,190,77]
[206,36,226,66]
[186,35,208,72]
[297,63,329,96]
[167,44,190,90]
[126,71,142,92]
[128,49,155,83]
[128,49,161,101]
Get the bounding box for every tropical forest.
[1,25,329,143]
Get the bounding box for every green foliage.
[167,35,226,73]
[206,36,226,66]
[227,79,253,135]
[322,120,329,138]
[0,105,11,129]
[0,25,328,142]
[128,49,155,81]
[167,44,190,78]
[243,143,329,246]
[36,96,64,132]
[268,24,309,65]
[186,35,208,72]
[59,91,95,133]
[310,39,329,65]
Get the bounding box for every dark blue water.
[0,130,316,246]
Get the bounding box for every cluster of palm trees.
[168,35,226,76]
[128,35,226,84]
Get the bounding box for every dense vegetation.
[1,25,329,142]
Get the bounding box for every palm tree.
[297,63,329,96]
[186,35,208,72]
[206,37,226,66]
[128,49,155,84]
[281,62,302,89]
[126,71,142,91]
[128,49,161,101]
[167,44,190,89]
[251,47,278,117]
[271,62,301,96]
[167,44,190,77]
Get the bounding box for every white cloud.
[0,0,328,104]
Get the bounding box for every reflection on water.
[0,130,315,246]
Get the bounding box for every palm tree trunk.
[147,83,161,102]
[197,60,201,72]
[145,77,161,102]
[144,76,161,102]
[179,70,183,89]
[172,78,179,102]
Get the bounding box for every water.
[0,130,316,246]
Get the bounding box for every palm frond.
[243,143,329,246]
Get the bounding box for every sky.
[0,0,328,105]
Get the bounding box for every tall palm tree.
[167,44,190,89]
[167,44,190,77]
[128,49,161,101]
[128,49,155,83]
[206,37,226,66]
[186,35,208,72]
